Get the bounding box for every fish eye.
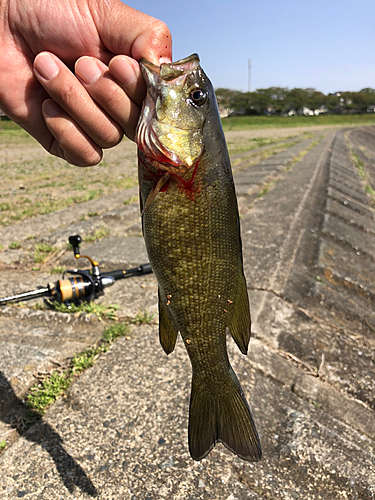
[189,88,207,106]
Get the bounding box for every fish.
[135,54,261,462]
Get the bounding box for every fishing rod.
[0,235,152,306]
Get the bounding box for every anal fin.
[227,275,251,355]
[158,289,178,355]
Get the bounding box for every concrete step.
[322,213,375,258]
[328,186,374,218]
[318,239,375,299]
[235,135,326,213]
[326,198,375,234]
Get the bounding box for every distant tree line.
[215,87,375,116]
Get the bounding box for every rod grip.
[102,269,126,280]
[101,264,152,280]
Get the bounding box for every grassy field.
[0,116,374,228]
[221,113,375,131]
[0,121,138,227]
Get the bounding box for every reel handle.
[69,235,82,258]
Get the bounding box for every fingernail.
[75,57,102,85]
[110,57,137,87]
[34,53,59,80]
[43,100,61,118]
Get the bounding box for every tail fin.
[188,369,261,462]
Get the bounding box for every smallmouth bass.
[136,54,261,462]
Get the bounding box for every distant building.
[314,105,329,115]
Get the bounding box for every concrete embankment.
[0,126,374,499]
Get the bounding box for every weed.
[35,242,55,253]
[351,152,366,180]
[9,241,21,249]
[102,323,130,344]
[46,301,119,321]
[0,440,6,450]
[84,227,110,243]
[71,347,100,374]
[49,266,66,275]
[132,310,155,324]
[123,195,139,205]
[348,143,375,205]
[26,371,71,417]
[33,243,56,263]
[257,184,271,198]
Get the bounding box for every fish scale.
[136,53,261,462]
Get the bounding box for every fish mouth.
[139,54,200,83]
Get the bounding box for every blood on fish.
[173,160,200,201]
[140,154,201,202]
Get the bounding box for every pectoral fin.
[158,289,178,355]
[227,276,251,355]
[142,174,170,215]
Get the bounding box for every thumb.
[91,0,172,64]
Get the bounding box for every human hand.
[0,0,171,165]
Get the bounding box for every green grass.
[0,130,138,228]
[44,300,119,321]
[27,371,71,417]
[101,323,130,343]
[8,241,22,249]
[49,265,66,275]
[365,184,375,197]
[71,348,100,375]
[33,243,56,263]
[71,324,130,374]
[83,227,110,242]
[0,440,6,450]
[0,121,31,142]
[131,310,155,324]
[349,151,375,205]
[26,323,130,418]
[221,114,375,131]
[346,133,375,206]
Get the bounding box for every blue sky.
[123,0,374,94]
